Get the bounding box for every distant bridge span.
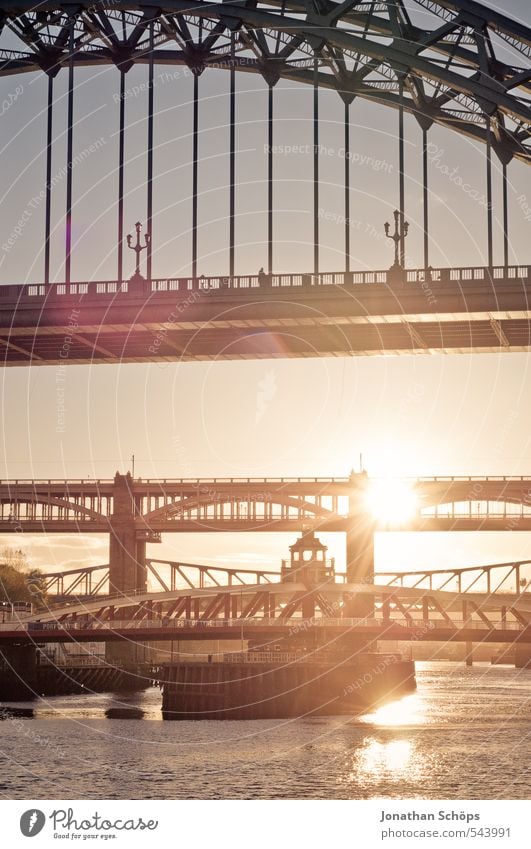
[10,557,531,657]
[2,473,531,533]
[4,472,531,597]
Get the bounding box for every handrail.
[0,616,522,633]
[37,655,106,667]
[0,476,348,485]
[3,474,531,486]
[1,264,529,297]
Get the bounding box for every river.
[0,663,529,799]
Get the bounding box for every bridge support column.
[345,472,375,618]
[107,472,147,668]
[108,472,147,596]
[515,647,531,669]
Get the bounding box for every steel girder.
[0,1,530,163]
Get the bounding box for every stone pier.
[106,472,148,667]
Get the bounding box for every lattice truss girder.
[0,1,530,163]
[49,589,530,630]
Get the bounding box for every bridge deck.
[1,619,529,646]
[16,580,530,621]
[1,266,530,364]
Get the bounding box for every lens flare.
[365,479,418,525]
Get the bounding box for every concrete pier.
[0,646,37,700]
[515,647,531,669]
[106,472,149,668]
[0,654,154,701]
[161,653,415,719]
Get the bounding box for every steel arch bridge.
[0,0,531,283]
[2,1,530,163]
[1,2,531,363]
[12,555,530,657]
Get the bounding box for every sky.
[1,0,531,577]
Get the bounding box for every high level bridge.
[2,472,531,596]
[1,2,531,364]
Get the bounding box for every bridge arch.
[141,492,339,526]
[417,480,531,511]
[1,1,529,298]
[1,3,530,163]
[0,494,107,525]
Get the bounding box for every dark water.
[0,663,529,800]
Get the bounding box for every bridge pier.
[345,472,375,617]
[107,473,148,668]
[465,641,475,667]
[108,472,147,596]
[0,645,37,700]
[515,646,531,669]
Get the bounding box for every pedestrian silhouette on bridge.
[258,267,270,286]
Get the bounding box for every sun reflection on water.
[339,694,430,791]
[361,693,426,727]
[360,738,413,773]
[341,737,421,790]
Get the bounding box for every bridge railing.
[0,475,348,485]
[1,265,530,303]
[223,652,302,663]
[37,654,106,667]
[28,555,531,601]
[411,475,531,482]
[3,616,523,633]
[3,474,531,486]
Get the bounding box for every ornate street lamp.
[126,221,150,280]
[385,209,409,270]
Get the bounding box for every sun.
[365,478,418,525]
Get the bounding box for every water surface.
[0,663,529,799]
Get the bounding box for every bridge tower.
[107,472,150,667]
[108,472,148,596]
